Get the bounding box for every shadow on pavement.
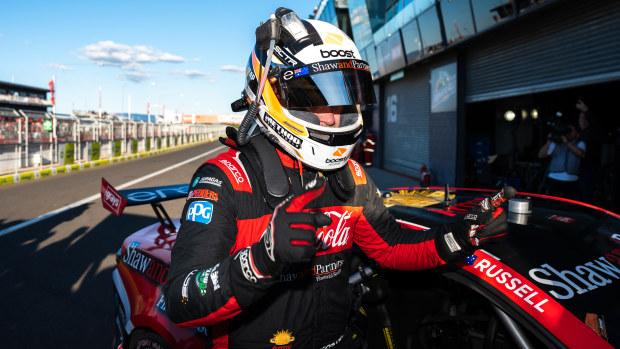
[0,203,159,349]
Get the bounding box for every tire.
[128,329,171,349]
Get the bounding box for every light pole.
[157,93,184,123]
[121,82,132,119]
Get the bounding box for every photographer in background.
[538,119,585,199]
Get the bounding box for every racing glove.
[248,177,332,278]
[436,186,516,262]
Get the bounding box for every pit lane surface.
[0,141,226,348]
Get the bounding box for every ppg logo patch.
[187,201,213,224]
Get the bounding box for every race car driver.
[164,8,514,348]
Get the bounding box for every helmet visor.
[273,59,376,108]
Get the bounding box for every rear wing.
[101,177,188,229]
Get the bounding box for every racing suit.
[164,134,459,348]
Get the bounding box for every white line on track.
[0,145,226,238]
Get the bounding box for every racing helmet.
[241,8,376,171]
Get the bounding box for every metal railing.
[0,110,228,175]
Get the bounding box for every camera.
[548,123,571,143]
[546,111,571,143]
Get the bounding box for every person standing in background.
[362,128,376,167]
[538,121,585,200]
[576,98,602,204]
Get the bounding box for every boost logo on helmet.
[320,49,355,58]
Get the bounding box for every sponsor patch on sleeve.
[187,188,219,201]
[206,150,252,193]
[348,160,366,185]
[186,201,213,224]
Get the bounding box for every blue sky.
[0,0,319,116]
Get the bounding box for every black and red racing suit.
[164,141,452,348]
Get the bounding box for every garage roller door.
[383,69,429,176]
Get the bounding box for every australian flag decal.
[463,255,478,266]
[294,66,309,77]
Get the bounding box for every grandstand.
[0,81,51,112]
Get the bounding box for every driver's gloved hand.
[250,177,332,278]
[436,186,516,262]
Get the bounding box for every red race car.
[101,178,619,349]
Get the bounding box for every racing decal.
[315,208,361,256]
[462,250,613,348]
[210,266,220,291]
[122,242,169,285]
[181,270,197,304]
[320,334,344,349]
[529,256,620,300]
[471,257,550,313]
[273,45,300,66]
[463,254,478,266]
[236,247,263,283]
[348,160,366,185]
[186,201,213,224]
[547,214,575,223]
[264,114,302,149]
[585,313,609,342]
[195,263,221,295]
[325,156,348,165]
[294,66,309,77]
[333,148,347,157]
[314,260,344,281]
[155,292,166,312]
[270,329,295,347]
[279,268,314,283]
[206,149,252,193]
[187,189,219,201]
[278,259,345,283]
[310,59,370,74]
[324,32,344,45]
[123,184,189,203]
[101,177,128,216]
[320,49,355,58]
[195,176,222,187]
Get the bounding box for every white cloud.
[193,57,202,62]
[159,52,185,63]
[169,69,214,81]
[81,41,186,71]
[183,70,210,79]
[46,63,74,71]
[220,65,245,73]
[123,71,152,83]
